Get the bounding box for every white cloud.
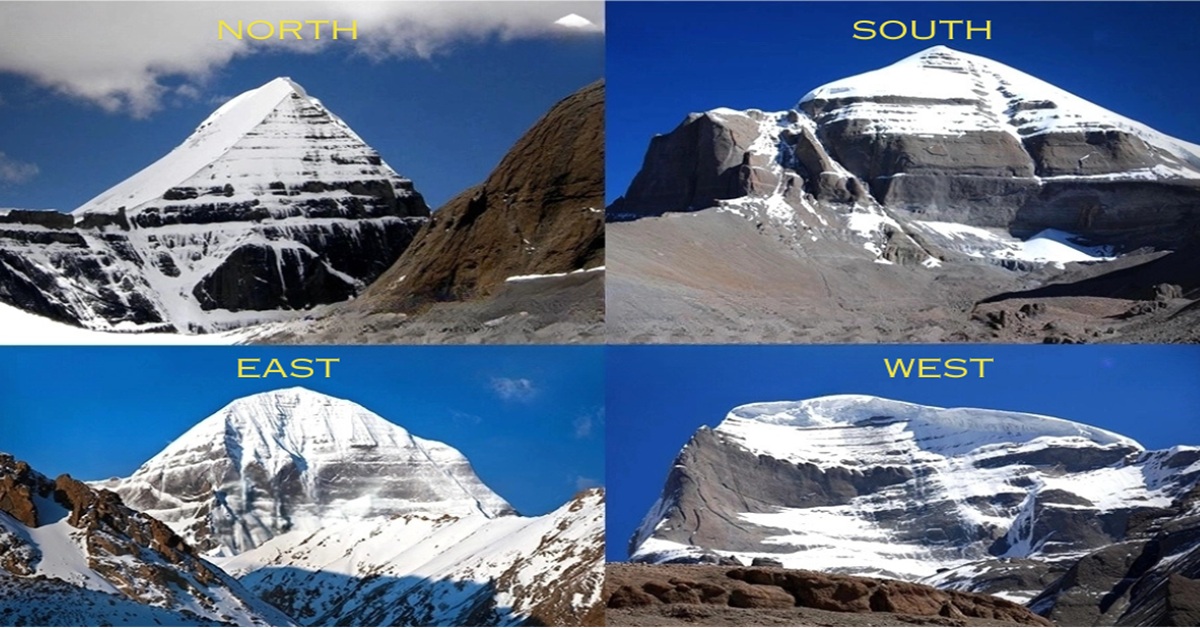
[573,406,604,439]
[490,376,536,402]
[449,409,483,426]
[0,1,602,117]
[0,152,39,184]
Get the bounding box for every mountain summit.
[74,77,426,220]
[800,46,1200,182]
[0,77,429,334]
[101,387,512,555]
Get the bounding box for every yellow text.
[853,20,992,40]
[218,20,357,40]
[884,357,994,379]
[237,358,341,378]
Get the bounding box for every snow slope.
[802,46,1200,171]
[74,78,416,217]
[0,301,247,345]
[218,489,605,626]
[911,222,1115,269]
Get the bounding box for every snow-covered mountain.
[98,387,513,556]
[0,454,292,626]
[0,77,428,334]
[630,394,1200,617]
[607,46,1200,343]
[93,387,605,626]
[613,46,1200,263]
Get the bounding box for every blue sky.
[0,4,602,211]
[607,1,1200,203]
[0,346,604,516]
[606,345,1200,560]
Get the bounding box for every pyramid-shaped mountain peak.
[73,77,425,218]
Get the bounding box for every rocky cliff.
[612,46,1200,251]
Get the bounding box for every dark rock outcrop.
[606,563,1053,626]
[1030,479,1200,626]
[355,80,605,314]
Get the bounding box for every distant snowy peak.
[104,387,513,555]
[219,487,606,626]
[73,76,422,217]
[721,394,1142,457]
[801,45,1200,170]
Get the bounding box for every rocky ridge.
[606,563,1052,627]
[0,454,291,626]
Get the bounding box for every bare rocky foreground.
[607,212,1198,344]
[604,564,1052,627]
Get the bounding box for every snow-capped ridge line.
[721,394,1142,450]
[73,77,308,217]
[797,45,1200,167]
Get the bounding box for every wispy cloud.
[490,377,536,402]
[573,475,602,491]
[0,2,603,118]
[0,152,39,184]
[449,409,483,426]
[573,406,604,439]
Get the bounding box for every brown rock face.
[357,80,605,313]
[0,453,292,625]
[605,563,1053,626]
[0,454,214,584]
[0,456,39,527]
[610,110,762,218]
